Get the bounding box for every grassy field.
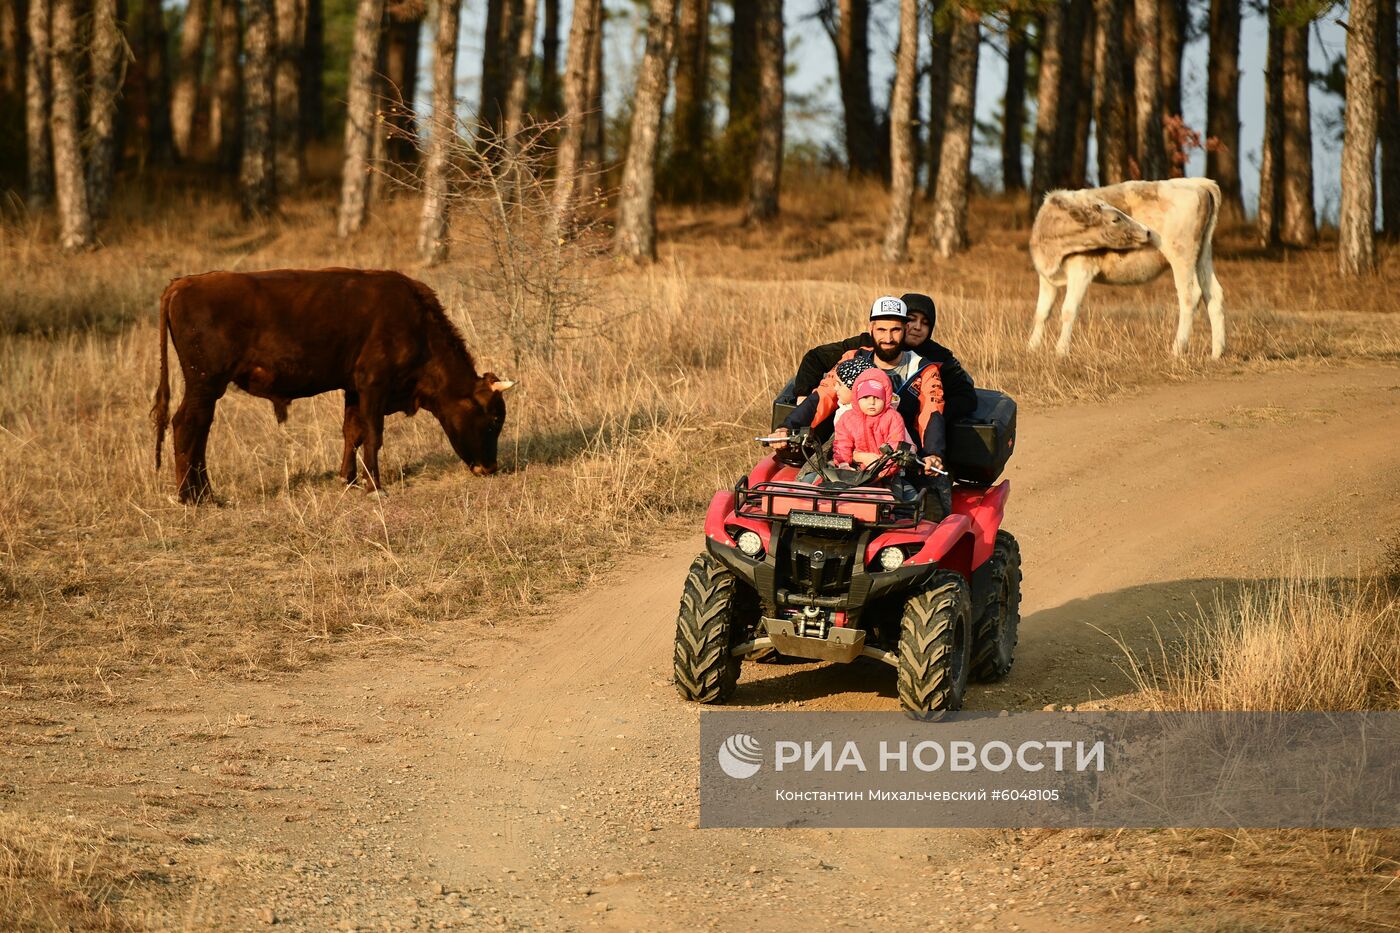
[3,175,1397,702]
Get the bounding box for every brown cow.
[152,268,514,503]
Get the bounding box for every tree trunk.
[1030,3,1064,214]
[1093,0,1129,184]
[1206,0,1244,222]
[383,3,423,163]
[503,0,539,141]
[1132,0,1166,179]
[728,0,757,168]
[1,0,23,100]
[274,0,304,187]
[1258,5,1283,245]
[25,0,52,207]
[834,0,879,177]
[882,0,918,260]
[551,0,599,235]
[924,6,951,198]
[87,0,123,219]
[1379,0,1400,238]
[170,0,209,160]
[301,0,323,142]
[745,0,783,223]
[1339,0,1378,275]
[1068,0,1093,187]
[1001,11,1027,193]
[480,0,508,132]
[1279,11,1315,246]
[613,0,675,262]
[929,9,978,258]
[540,0,559,117]
[337,0,383,236]
[210,0,241,170]
[240,0,276,217]
[418,0,460,264]
[667,0,710,201]
[1158,0,1184,120]
[48,0,92,249]
[581,0,604,167]
[140,0,173,163]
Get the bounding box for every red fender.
[704,490,739,547]
[903,514,974,568]
[747,453,797,486]
[960,480,1011,570]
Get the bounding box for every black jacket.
[792,334,978,421]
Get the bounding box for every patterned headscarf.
[836,357,874,388]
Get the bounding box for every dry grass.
[0,813,137,930]
[2,174,1400,703]
[1124,559,1400,711]
[1101,555,1400,929]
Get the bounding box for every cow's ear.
[1065,201,1100,227]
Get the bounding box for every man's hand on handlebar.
[769,427,790,449]
[923,454,946,476]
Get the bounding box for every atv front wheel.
[897,571,973,719]
[674,554,744,703]
[971,531,1022,682]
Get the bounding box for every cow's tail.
[1200,177,1222,252]
[151,283,174,471]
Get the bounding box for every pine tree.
[929,7,979,257]
[24,0,53,207]
[613,0,676,261]
[418,0,461,264]
[1132,0,1166,178]
[550,0,600,235]
[882,0,919,260]
[274,0,305,187]
[1093,0,1129,184]
[337,0,384,236]
[1339,0,1378,274]
[171,0,211,160]
[87,0,123,220]
[745,0,784,223]
[49,0,93,249]
[1206,0,1244,221]
[1001,12,1027,193]
[240,0,277,217]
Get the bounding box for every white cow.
[1028,177,1226,358]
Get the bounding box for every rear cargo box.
[947,389,1016,485]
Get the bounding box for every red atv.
[673,390,1020,718]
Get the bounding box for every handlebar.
[761,429,927,488]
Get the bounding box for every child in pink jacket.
[832,368,912,475]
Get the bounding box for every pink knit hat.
[853,368,892,405]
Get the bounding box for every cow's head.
[1032,192,1155,277]
[441,373,515,476]
[1051,194,1153,249]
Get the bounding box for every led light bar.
[787,510,855,532]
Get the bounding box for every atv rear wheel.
[897,571,973,719]
[971,531,1022,682]
[674,554,744,703]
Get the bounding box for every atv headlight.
[736,530,764,558]
[877,546,905,572]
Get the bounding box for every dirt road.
[7,364,1400,931]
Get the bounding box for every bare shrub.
[395,118,609,361]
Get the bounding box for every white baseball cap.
[869,295,908,322]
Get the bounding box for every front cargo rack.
[734,479,923,530]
